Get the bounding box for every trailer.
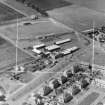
[55,38,71,45]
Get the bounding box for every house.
[63,70,73,78]
[33,44,45,49]
[60,75,68,84]
[72,85,81,96]
[81,79,89,89]
[55,87,63,95]
[57,92,73,104]
[55,38,71,45]
[63,92,73,103]
[49,79,61,89]
[42,86,53,96]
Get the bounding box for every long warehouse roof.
[55,38,71,45]
[33,43,45,49]
[45,45,60,51]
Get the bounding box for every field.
[0,2,24,25]
[0,20,71,49]
[0,36,32,72]
[23,0,71,11]
[48,4,105,32]
[65,0,105,13]
[78,92,99,105]
[5,0,39,16]
[76,42,105,66]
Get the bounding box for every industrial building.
[69,46,79,53]
[55,38,71,45]
[32,43,45,54]
[61,46,79,55]
[61,49,72,55]
[33,44,45,49]
[32,48,42,54]
[45,45,60,52]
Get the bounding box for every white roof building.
[33,44,45,49]
[62,46,79,55]
[32,48,41,54]
[45,45,60,51]
[55,38,71,45]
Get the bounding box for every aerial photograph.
[1,0,105,105]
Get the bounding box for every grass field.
[0,2,24,25]
[65,0,105,13]
[0,36,32,71]
[77,42,105,66]
[48,5,105,32]
[78,92,99,105]
[0,20,70,49]
[27,0,71,11]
